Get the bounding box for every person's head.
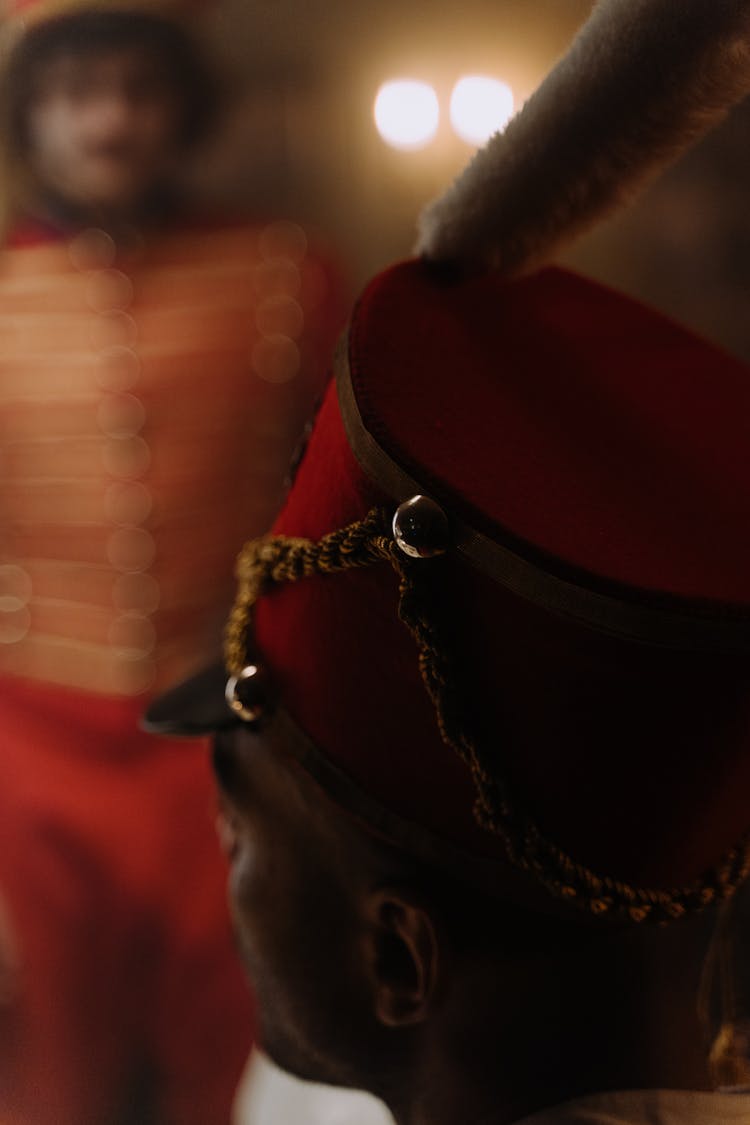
[212,719,720,1124]
[147,256,750,1121]
[2,7,215,220]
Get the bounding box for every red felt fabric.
[255,262,750,889]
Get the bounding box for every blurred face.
[212,727,382,1089]
[25,47,183,215]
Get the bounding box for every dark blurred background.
[193,0,750,361]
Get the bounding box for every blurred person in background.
[0,1,343,1122]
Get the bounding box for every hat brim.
[142,662,239,737]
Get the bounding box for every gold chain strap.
[224,508,750,924]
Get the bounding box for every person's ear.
[362,888,443,1028]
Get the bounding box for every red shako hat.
[207,261,750,925]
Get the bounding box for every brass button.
[68,228,116,272]
[87,269,134,314]
[251,335,300,384]
[254,258,301,299]
[101,435,151,479]
[256,295,304,339]
[95,346,141,392]
[392,495,449,559]
[107,527,156,573]
[104,481,153,526]
[90,312,138,351]
[225,664,271,724]
[97,392,146,438]
[112,572,161,615]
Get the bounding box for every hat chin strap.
[224,508,750,927]
[417,0,750,273]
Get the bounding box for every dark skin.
[213,723,717,1125]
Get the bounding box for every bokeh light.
[450,75,515,145]
[374,80,440,151]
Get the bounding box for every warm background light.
[198,0,750,366]
[374,79,440,150]
[450,75,515,145]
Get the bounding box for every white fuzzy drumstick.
[416,0,750,273]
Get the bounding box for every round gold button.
[87,269,134,314]
[254,258,301,299]
[107,527,156,572]
[256,295,304,339]
[95,346,141,392]
[251,335,300,384]
[97,393,146,438]
[392,495,450,559]
[104,481,153,526]
[90,311,138,351]
[112,572,160,615]
[101,436,151,479]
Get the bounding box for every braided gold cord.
[225,510,396,676]
[224,507,750,925]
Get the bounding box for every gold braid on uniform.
[224,507,750,926]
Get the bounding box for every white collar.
[513,1089,750,1124]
